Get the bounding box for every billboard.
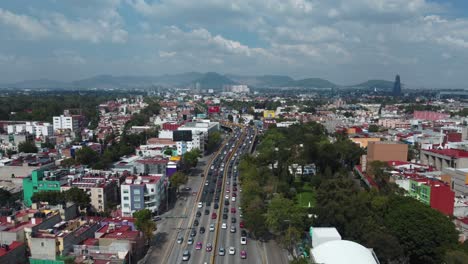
[173,130,193,141]
[208,106,220,113]
[263,110,276,119]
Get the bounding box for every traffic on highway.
[165,124,257,264]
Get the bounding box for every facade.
[177,121,219,140]
[263,110,276,119]
[367,142,408,163]
[408,179,455,215]
[442,168,468,196]
[135,158,168,175]
[350,137,381,148]
[7,122,54,137]
[378,119,411,129]
[413,111,450,121]
[176,131,204,155]
[121,175,166,217]
[421,149,468,170]
[23,168,65,207]
[53,115,79,132]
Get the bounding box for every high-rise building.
[393,74,401,96]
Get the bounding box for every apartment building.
[53,115,79,132]
[7,122,54,137]
[421,149,468,170]
[367,141,408,163]
[121,175,166,217]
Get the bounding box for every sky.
[0,0,468,88]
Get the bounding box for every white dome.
[311,240,378,264]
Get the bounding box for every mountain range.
[0,72,396,90]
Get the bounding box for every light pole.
[166,181,170,212]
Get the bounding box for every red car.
[240,250,247,259]
[240,221,245,228]
[211,213,217,219]
[231,207,236,213]
[233,186,237,191]
[232,192,237,197]
[195,242,202,250]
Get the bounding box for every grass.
[295,183,316,208]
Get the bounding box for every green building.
[408,179,431,205]
[23,168,62,207]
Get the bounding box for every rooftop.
[424,149,468,158]
[0,241,24,257]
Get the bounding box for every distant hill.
[4,78,69,89]
[192,72,237,90]
[157,72,203,86]
[351,80,394,90]
[286,78,338,88]
[226,74,294,87]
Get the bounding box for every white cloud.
[159,51,176,58]
[53,50,86,65]
[0,8,49,38]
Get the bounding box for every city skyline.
[1,1,468,88]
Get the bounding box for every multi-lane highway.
[162,124,261,264]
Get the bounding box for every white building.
[158,130,173,139]
[7,122,54,137]
[121,175,166,217]
[53,115,79,132]
[177,121,219,141]
[176,131,204,155]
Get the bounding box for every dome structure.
[311,240,379,264]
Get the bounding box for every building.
[310,227,380,264]
[177,121,219,140]
[60,172,121,212]
[350,137,381,148]
[408,179,455,215]
[393,74,401,97]
[7,122,54,137]
[367,141,408,163]
[413,111,450,121]
[175,131,204,155]
[263,110,276,119]
[0,241,27,264]
[23,168,65,207]
[121,175,167,217]
[378,119,411,129]
[135,157,169,175]
[53,115,79,132]
[442,167,468,196]
[421,149,468,170]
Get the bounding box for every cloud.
[53,50,86,65]
[0,8,49,38]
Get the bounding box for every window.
[133,189,141,195]
[123,196,129,201]
[123,189,129,194]
[123,203,129,208]
[98,195,102,198]
[134,195,141,202]
[134,203,141,209]
[99,206,103,210]
[41,242,44,247]
[151,188,154,192]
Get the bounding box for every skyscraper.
[393,75,401,96]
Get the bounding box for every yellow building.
[350,137,381,148]
[263,110,275,119]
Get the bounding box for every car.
[182,250,191,261]
[224,200,229,206]
[241,230,247,237]
[214,203,219,209]
[227,181,230,185]
[195,242,202,250]
[222,223,227,229]
[190,229,197,237]
[233,187,237,191]
[219,247,226,256]
[207,201,211,207]
[232,192,237,197]
[205,209,210,215]
[200,227,205,234]
[231,217,236,223]
[229,247,236,255]
[240,221,245,228]
[198,202,203,208]
[226,189,230,193]
[241,237,247,245]
[231,208,236,213]
[224,208,229,213]
[183,187,192,191]
[205,181,209,186]
[214,196,220,202]
[188,237,194,245]
[209,223,215,231]
[177,235,184,244]
[223,214,228,220]
[231,197,236,202]
[225,194,229,199]
[153,216,162,221]
[206,243,212,252]
[240,250,247,259]
[230,225,236,233]
[196,211,201,217]
[194,219,199,226]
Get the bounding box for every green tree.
[368,124,379,133]
[206,131,222,153]
[265,195,304,234]
[75,146,99,166]
[18,141,38,153]
[133,209,156,244]
[169,172,188,193]
[182,148,202,170]
[64,187,91,209]
[61,158,78,167]
[227,114,234,122]
[279,226,302,256]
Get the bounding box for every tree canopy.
[133,209,156,244]
[18,141,38,153]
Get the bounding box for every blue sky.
[1,0,468,88]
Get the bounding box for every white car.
[225,194,229,199]
[231,196,236,202]
[229,247,236,255]
[221,223,227,229]
[205,181,209,186]
[209,223,215,231]
[241,237,247,245]
[198,202,203,208]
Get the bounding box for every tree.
[18,141,38,153]
[265,195,304,234]
[75,146,99,166]
[61,158,78,167]
[133,209,156,245]
[279,226,302,256]
[64,187,91,209]
[368,124,379,133]
[169,172,188,193]
[41,141,55,149]
[228,114,234,122]
[182,148,202,169]
[206,131,222,153]
[164,148,173,156]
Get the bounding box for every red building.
[429,181,455,216]
[162,122,181,131]
[413,111,450,121]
